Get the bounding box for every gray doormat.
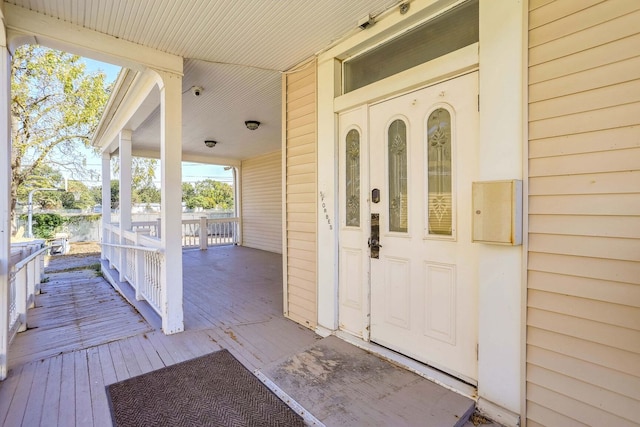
[107,349,305,427]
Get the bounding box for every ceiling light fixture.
[245,120,260,131]
[204,140,217,148]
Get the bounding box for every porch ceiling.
[4,0,400,161]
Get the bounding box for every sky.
[80,58,233,186]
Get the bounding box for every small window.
[345,129,360,227]
[388,119,408,233]
[344,0,479,93]
[427,108,452,236]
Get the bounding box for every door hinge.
[476,343,479,360]
[477,94,480,111]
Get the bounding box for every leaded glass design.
[345,129,360,227]
[388,120,408,233]
[427,108,452,235]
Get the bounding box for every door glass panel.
[427,108,452,235]
[388,119,408,233]
[345,129,360,227]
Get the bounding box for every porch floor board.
[0,245,478,426]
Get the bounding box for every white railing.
[101,216,239,329]
[8,241,47,346]
[102,224,163,315]
[181,217,239,249]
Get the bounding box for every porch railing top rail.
[13,246,49,270]
[99,242,163,253]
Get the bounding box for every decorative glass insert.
[343,0,479,93]
[388,120,408,233]
[345,129,360,227]
[427,108,452,235]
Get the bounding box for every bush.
[19,213,65,239]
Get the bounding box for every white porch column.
[118,130,132,282]
[101,152,110,260]
[0,14,11,381]
[156,70,183,334]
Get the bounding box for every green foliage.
[182,180,234,210]
[22,213,65,239]
[10,45,113,220]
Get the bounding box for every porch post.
[118,130,132,282]
[101,151,110,260]
[0,14,11,380]
[156,70,183,334]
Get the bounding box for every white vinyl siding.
[526,1,640,426]
[241,151,282,253]
[283,60,317,329]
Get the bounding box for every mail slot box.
[472,180,522,245]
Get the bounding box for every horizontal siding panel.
[287,306,316,329]
[529,125,640,158]
[287,92,315,115]
[527,345,640,400]
[529,193,640,215]
[528,252,640,284]
[287,222,315,234]
[288,283,316,304]
[529,56,640,103]
[529,102,640,140]
[288,249,315,263]
[287,163,316,175]
[285,172,315,186]
[287,212,315,224]
[526,402,579,427]
[529,79,640,121]
[527,382,637,427]
[287,71,315,93]
[287,182,316,194]
[527,365,639,423]
[529,32,640,84]
[286,62,315,84]
[529,171,640,195]
[286,152,316,167]
[527,327,640,377]
[529,9,640,65]
[286,193,315,204]
[528,234,640,262]
[286,202,315,214]
[529,0,604,29]
[288,293,316,313]
[287,142,315,158]
[529,215,640,239]
[528,289,640,329]
[287,101,315,121]
[529,0,554,11]
[287,82,316,103]
[287,231,315,243]
[288,266,315,283]
[528,270,640,307]
[242,151,282,253]
[527,308,640,353]
[288,256,316,273]
[287,122,316,139]
[287,275,316,293]
[529,0,640,47]
[287,238,315,252]
[288,111,316,130]
[287,133,315,148]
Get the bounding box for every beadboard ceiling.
[4,0,400,162]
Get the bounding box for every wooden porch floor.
[0,245,482,426]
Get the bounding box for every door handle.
[370,213,381,259]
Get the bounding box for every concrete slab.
[260,336,475,426]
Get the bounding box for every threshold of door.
[335,330,478,400]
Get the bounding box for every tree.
[11,45,111,222]
[188,179,234,210]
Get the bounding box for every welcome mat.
[107,349,305,427]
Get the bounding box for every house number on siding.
[319,191,333,230]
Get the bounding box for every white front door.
[368,72,479,382]
[338,72,480,382]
